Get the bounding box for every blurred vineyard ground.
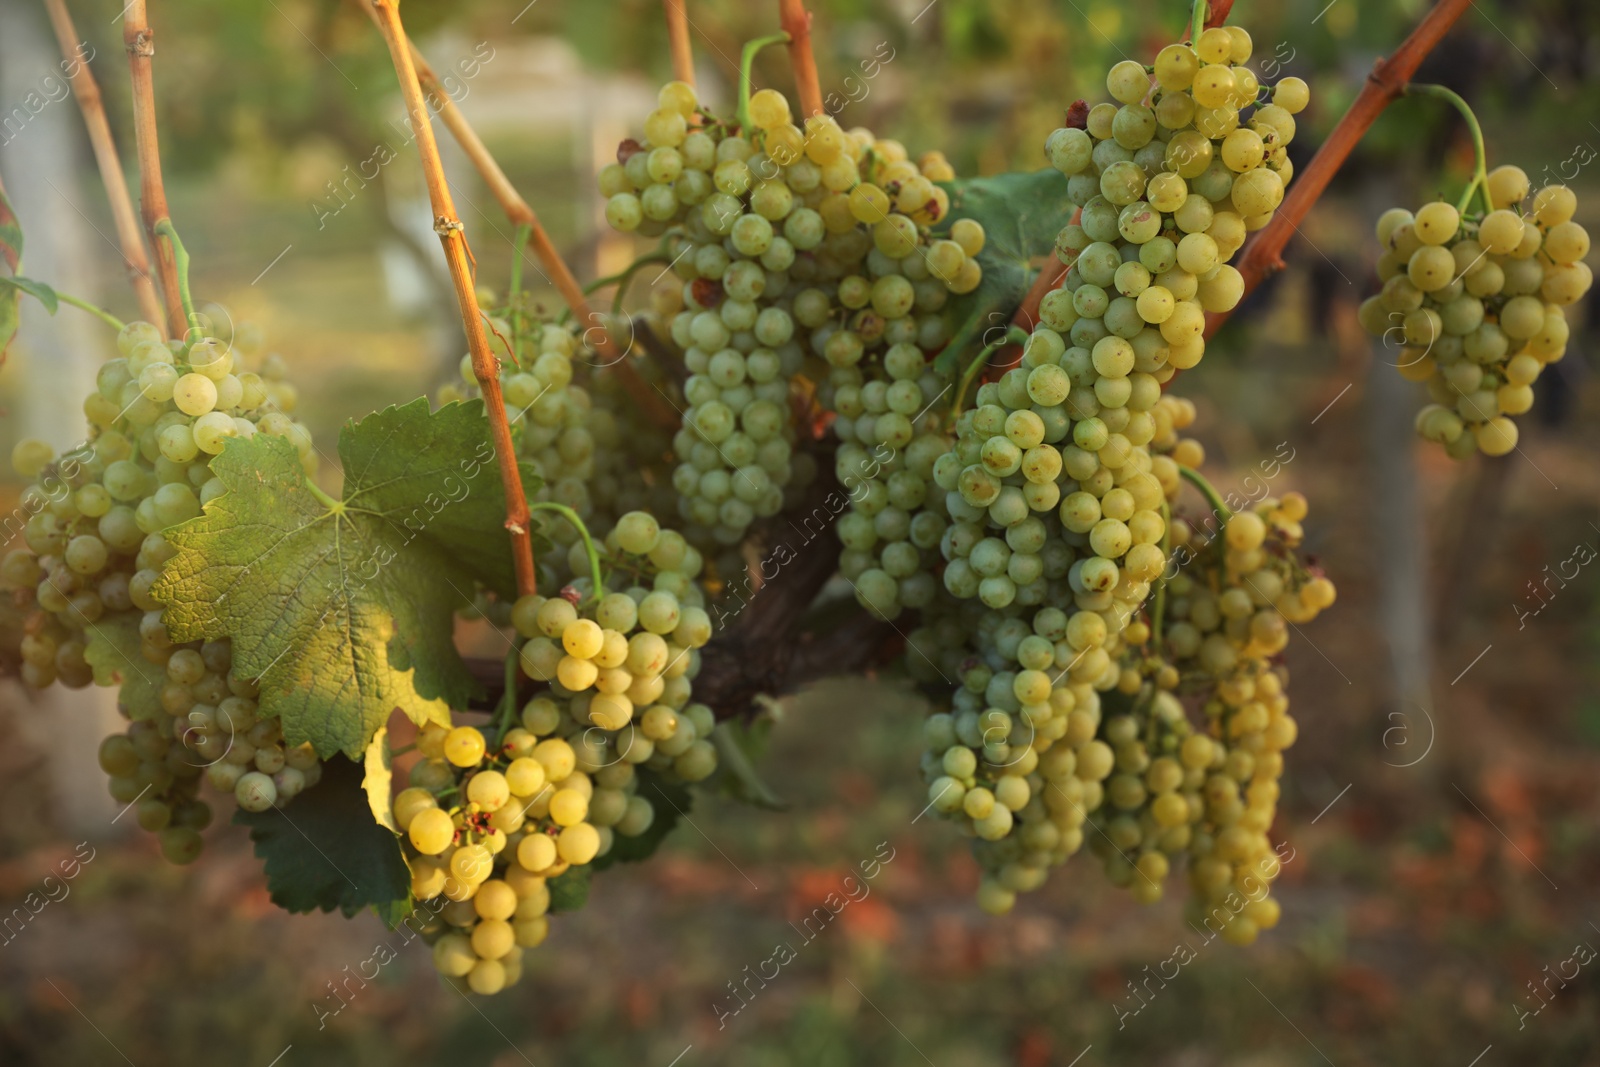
[3,0,1600,1063]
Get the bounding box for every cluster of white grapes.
[893,26,1324,920]
[1126,489,1333,943]
[4,318,320,862]
[911,385,1334,934]
[1045,26,1306,378]
[395,509,718,994]
[602,79,986,562]
[1358,167,1592,456]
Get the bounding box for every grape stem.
[583,252,674,321]
[121,0,186,338]
[55,291,127,333]
[1190,0,1208,43]
[527,502,606,600]
[1178,464,1232,522]
[952,325,1030,416]
[491,641,523,744]
[347,0,677,432]
[368,0,538,600]
[1209,0,1475,341]
[152,219,203,339]
[739,33,792,131]
[1403,83,1493,215]
[43,0,167,333]
[509,222,531,365]
[1151,496,1173,643]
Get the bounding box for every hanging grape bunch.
[5,318,320,864]
[1359,165,1592,456]
[600,76,985,559]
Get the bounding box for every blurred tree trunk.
[1362,299,1438,792]
[0,3,123,832]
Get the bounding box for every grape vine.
[3,0,1560,1000]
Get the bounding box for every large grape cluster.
[4,318,320,862]
[1045,27,1306,379]
[1358,168,1592,456]
[601,79,985,552]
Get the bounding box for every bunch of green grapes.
[512,510,717,780]
[440,314,680,567]
[933,337,1169,679]
[392,510,718,994]
[4,320,314,685]
[910,595,1118,915]
[1044,26,1307,379]
[3,318,321,863]
[1357,169,1592,456]
[397,713,685,996]
[1136,495,1333,943]
[601,80,984,550]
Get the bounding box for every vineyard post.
[350,0,677,431]
[368,0,537,598]
[43,0,167,333]
[121,0,185,339]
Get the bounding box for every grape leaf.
[547,864,591,912]
[0,275,59,314]
[363,726,397,833]
[933,168,1075,377]
[590,769,692,871]
[0,180,22,366]
[234,754,412,918]
[155,399,539,759]
[82,611,164,721]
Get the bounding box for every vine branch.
[121,0,185,339]
[778,0,823,118]
[351,0,677,431]
[44,0,166,333]
[1209,0,1474,338]
[664,0,695,86]
[368,0,537,598]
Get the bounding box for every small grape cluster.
[394,511,718,994]
[910,597,1116,913]
[1128,497,1332,942]
[1358,167,1592,456]
[1044,26,1307,378]
[441,315,682,573]
[5,318,320,863]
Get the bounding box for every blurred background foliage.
[2,0,1600,1064]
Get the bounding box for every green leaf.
[933,168,1075,377]
[0,275,59,314]
[363,726,397,832]
[0,181,19,365]
[590,768,692,871]
[154,399,541,758]
[234,754,412,918]
[0,181,20,273]
[711,719,787,811]
[547,864,590,912]
[82,611,164,721]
